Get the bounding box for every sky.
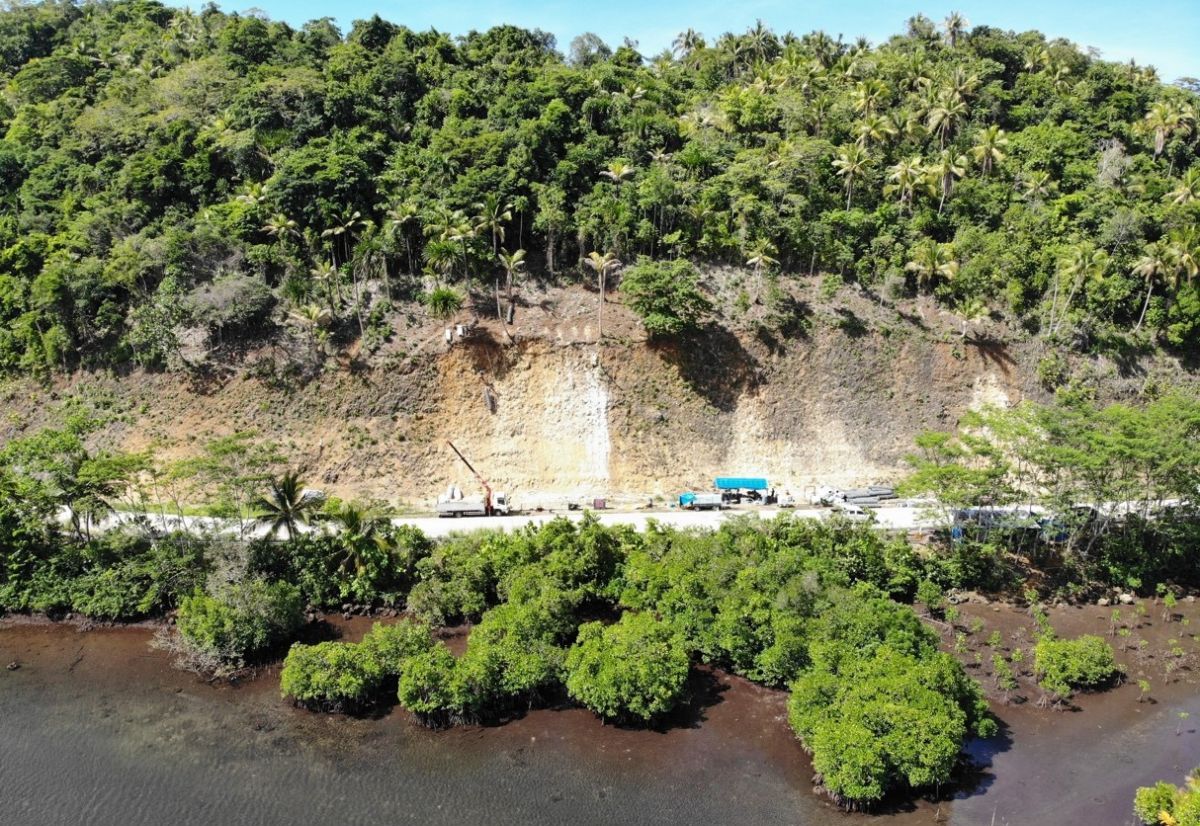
[203,0,1198,82]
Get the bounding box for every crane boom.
[447,440,493,514]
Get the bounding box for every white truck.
[436,442,512,517]
[436,487,510,517]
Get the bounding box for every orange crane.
[447,440,496,516]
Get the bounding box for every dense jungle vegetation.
[1,1,1198,375]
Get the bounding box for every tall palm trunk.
[1135,281,1154,332]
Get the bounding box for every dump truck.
[436,441,511,517]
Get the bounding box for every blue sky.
[214,1,1198,81]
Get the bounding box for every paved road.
[95,502,942,539]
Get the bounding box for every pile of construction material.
[813,486,897,507]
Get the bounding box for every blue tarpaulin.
[714,477,768,490]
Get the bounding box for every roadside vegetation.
[1,398,1198,806]
[0,3,1197,379]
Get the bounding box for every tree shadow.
[650,324,759,412]
[832,307,869,338]
[461,328,514,380]
[755,298,813,354]
[966,337,1018,375]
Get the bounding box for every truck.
[714,476,769,504]
[436,441,511,517]
[436,487,510,517]
[679,492,724,511]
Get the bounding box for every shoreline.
[5,598,1200,824]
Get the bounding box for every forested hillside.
[0,0,1198,377]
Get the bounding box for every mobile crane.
[436,441,511,517]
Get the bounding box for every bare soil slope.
[3,277,1193,510]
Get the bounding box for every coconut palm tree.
[1018,170,1056,205]
[1143,101,1183,160]
[385,201,420,273]
[927,93,968,147]
[905,239,958,293]
[971,125,1009,175]
[943,11,968,47]
[600,160,636,183]
[885,156,925,213]
[832,144,871,208]
[236,181,270,207]
[929,149,968,214]
[310,261,340,310]
[288,303,332,356]
[497,248,527,323]
[262,213,298,241]
[322,210,368,270]
[855,114,897,148]
[1132,241,1171,332]
[584,251,621,343]
[1166,167,1200,205]
[474,194,513,257]
[328,500,392,589]
[1050,243,1109,334]
[672,28,705,64]
[1023,46,1052,73]
[254,471,323,540]
[745,239,778,274]
[851,78,889,116]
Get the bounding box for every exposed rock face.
[3,282,1190,511]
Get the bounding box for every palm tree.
[1018,170,1056,205]
[745,19,776,64]
[943,11,968,47]
[474,194,513,257]
[885,156,925,213]
[288,303,332,356]
[927,93,968,147]
[584,251,621,343]
[855,114,897,148]
[497,248,527,324]
[1132,241,1170,332]
[832,144,871,208]
[905,239,958,293]
[673,28,705,64]
[929,149,968,214]
[310,261,340,310]
[254,471,323,540]
[851,79,889,116]
[385,201,420,273]
[1050,243,1109,334]
[971,125,1009,175]
[328,500,391,588]
[1024,46,1051,73]
[1143,101,1183,159]
[423,239,458,283]
[600,160,636,183]
[956,297,987,339]
[236,181,270,207]
[262,213,298,241]
[322,210,368,269]
[745,239,778,274]
[1166,167,1200,205]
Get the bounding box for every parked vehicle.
[680,492,724,511]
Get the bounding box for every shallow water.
[0,624,877,826]
[2,615,1198,826]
